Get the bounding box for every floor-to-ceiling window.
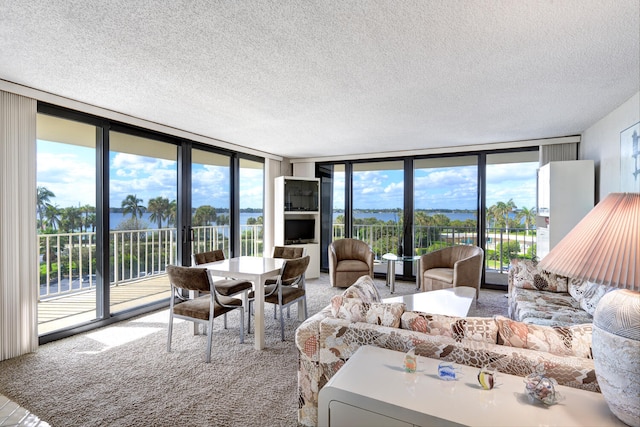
[191,149,231,257]
[331,164,346,240]
[484,151,539,285]
[36,104,265,341]
[319,148,538,289]
[108,130,177,314]
[239,157,264,256]
[413,156,478,277]
[352,160,404,275]
[36,113,99,335]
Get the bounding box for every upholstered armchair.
[328,238,375,288]
[418,245,484,299]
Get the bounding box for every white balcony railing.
[39,224,263,300]
[39,223,534,299]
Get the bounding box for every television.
[284,219,315,244]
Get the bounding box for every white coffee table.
[318,345,624,427]
[382,287,475,317]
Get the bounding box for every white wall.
[581,92,640,200]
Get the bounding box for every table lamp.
[538,192,639,426]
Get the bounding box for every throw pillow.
[569,280,612,316]
[495,315,592,358]
[341,275,381,302]
[509,259,568,292]
[400,312,498,344]
[330,295,404,328]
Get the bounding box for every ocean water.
[109,212,263,229]
[110,210,482,229]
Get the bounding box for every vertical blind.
[539,142,578,165]
[0,91,38,361]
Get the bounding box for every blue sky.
[334,162,538,211]
[38,140,537,212]
[37,140,264,209]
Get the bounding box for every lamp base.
[592,289,640,427]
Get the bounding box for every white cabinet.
[274,176,320,278]
[536,160,594,259]
[318,345,624,427]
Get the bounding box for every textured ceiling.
[1,0,639,159]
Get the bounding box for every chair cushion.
[274,246,305,259]
[248,284,277,299]
[173,295,242,320]
[423,267,453,284]
[336,259,369,273]
[264,286,305,305]
[193,250,225,264]
[214,279,252,296]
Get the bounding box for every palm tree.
[167,200,177,226]
[494,199,517,231]
[61,206,82,232]
[504,199,517,232]
[414,211,433,226]
[37,186,55,230]
[516,206,536,233]
[44,204,61,231]
[193,205,216,226]
[121,195,145,227]
[147,197,170,228]
[80,204,95,233]
[486,204,501,229]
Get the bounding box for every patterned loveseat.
[508,258,611,326]
[295,275,599,427]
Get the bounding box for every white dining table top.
[201,256,284,276]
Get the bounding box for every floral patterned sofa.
[508,258,612,326]
[295,275,599,427]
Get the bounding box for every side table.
[318,345,624,427]
[382,253,421,293]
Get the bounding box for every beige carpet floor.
[0,274,507,427]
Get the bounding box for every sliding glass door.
[36,113,99,334]
[108,130,177,314]
[484,151,539,285]
[239,158,264,256]
[191,149,231,257]
[352,161,404,275]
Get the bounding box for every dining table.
[200,256,285,350]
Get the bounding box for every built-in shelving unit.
[274,176,320,278]
[536,160,594,259]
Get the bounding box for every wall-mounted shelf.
[274,176,320,278]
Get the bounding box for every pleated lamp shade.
[538,192,639,291]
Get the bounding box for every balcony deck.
[38,275,171,335]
